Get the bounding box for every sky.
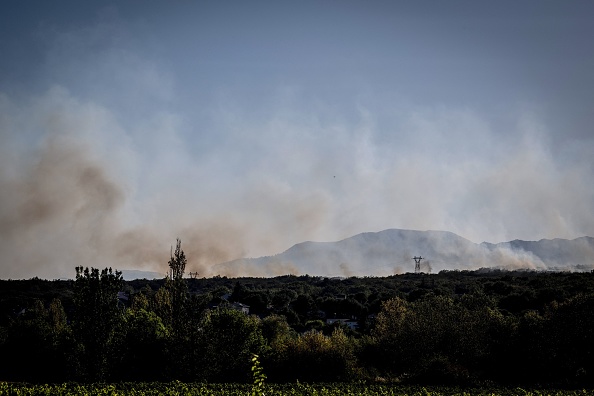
[1,1,593,279]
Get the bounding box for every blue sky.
[1,1,593,278]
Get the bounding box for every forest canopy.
[1,263,593,386]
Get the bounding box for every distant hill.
[481,236,594,272]
[120,269,164,281]
[215,229,594,277]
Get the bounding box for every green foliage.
[251,354,266,396]
[266,328,358,382]
[199,308,266,382]
[261,314,295,346]
[2,382,594,396]
[371,294,511,383]
[121,308,169,381]
[2,269,594,385]
[0,298,71,382]
[72,266,124,381]
[168,238,187,280]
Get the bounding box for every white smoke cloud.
[2,8,594,279]
[2,81,594,279]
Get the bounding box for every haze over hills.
[120,269,165,281]
[215,229,594,277]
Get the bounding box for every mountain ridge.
[215,229,594,277]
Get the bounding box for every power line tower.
[412,256,424,273]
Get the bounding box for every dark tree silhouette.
[72,266,123,381]
[168,238,187,280]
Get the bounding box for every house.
[117,291,129,301]
[230,302,250,314]
[326,318,359,330]
[117,291,130,308]
[211,301,250,314]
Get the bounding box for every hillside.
[216,229,594,277]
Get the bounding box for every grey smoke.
[216,229,594,277]
[2,4,594,279]
[2,88,594,279]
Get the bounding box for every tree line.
[1,241,593,385]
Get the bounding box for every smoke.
[0,87,342,279]
[2,10,594,279]
[339,263,355,278]
[2,85,594,279]
[0,132,123,279]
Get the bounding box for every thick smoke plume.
[0,1,594,279]
[0,89,337,279]
[2,9,594,279]
[1,87,594,279]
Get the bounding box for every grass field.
[1,382,593,396]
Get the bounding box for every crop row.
[1,382,592,396]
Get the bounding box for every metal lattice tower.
[412,256,424,273]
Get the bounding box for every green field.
[1,383,593,396]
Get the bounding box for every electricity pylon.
[412,256,424,273]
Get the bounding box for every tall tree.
[0,298,70,382]
[121,307,169,381]
[199,308,266,382]
[72,266,124,381]
[168,238,187,280]
[162,239,192,379]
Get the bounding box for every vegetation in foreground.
[2,382,594,396]
[1,240,594,386]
